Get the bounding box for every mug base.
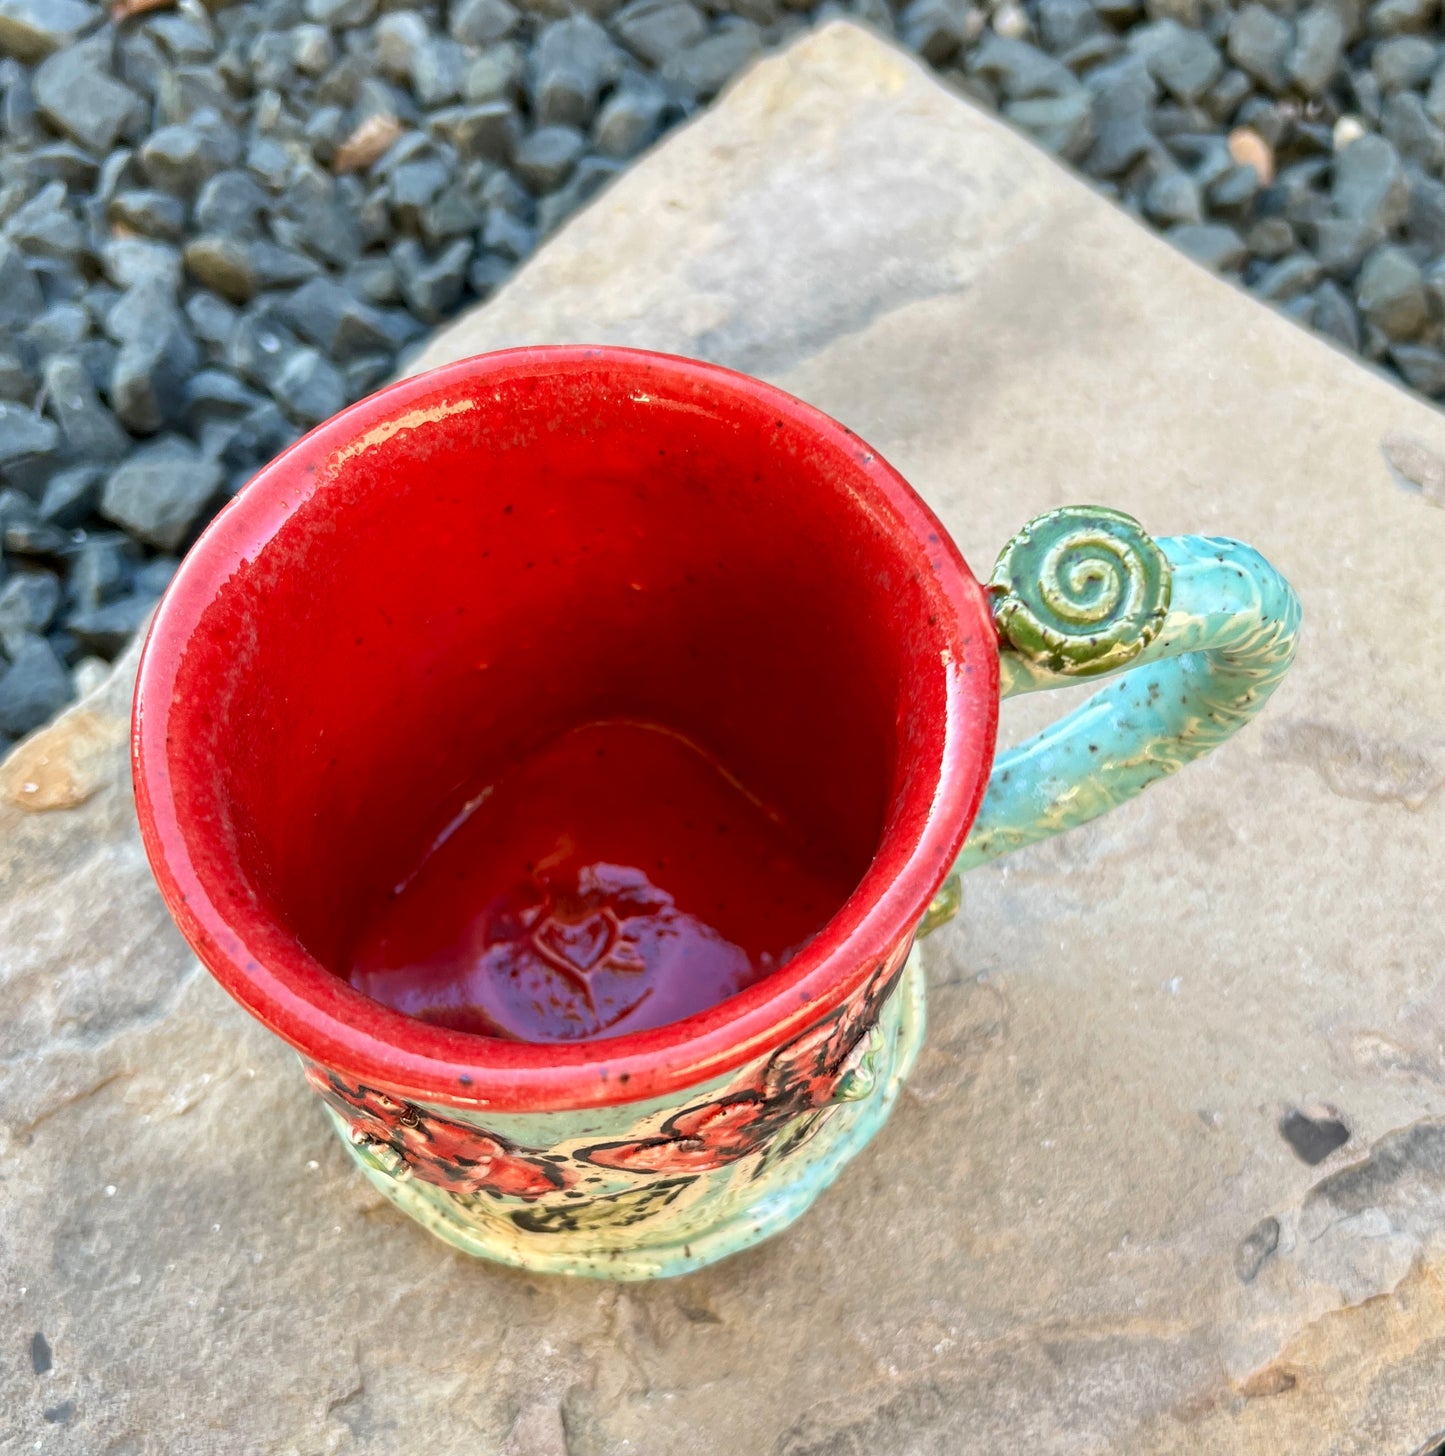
[323,946,927,1280]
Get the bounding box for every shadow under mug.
[132,346,1301,1280]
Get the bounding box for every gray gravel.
[2,0,1445,746]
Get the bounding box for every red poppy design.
[307,1067,569,1201]
[581,959,903,1177]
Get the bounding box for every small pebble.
[1255,251,1322,300]
[72,655,111,698]
[1333,115,1366,150]
[1389,341,1445,395]
[612,0,709,67]
[1169,221,1248,271]
[1409,172,1445,251]
[1310,217,1386,277]
[1383,91,1445,170]
[514,125,587,191]
[452,0,521,46]
[1227,126,1273,185]
[0,572,61,653]
[1084,54,1157,176]
[1005,90,1094,159]
[594,78,668,157]
[1132,19,1222,103]
[0,634,71,737]
[1312,279,1361,350]
[993,3,1031,39]
[1245,215,1296,260]
[1144,169,1203,225]
[101,440,224,551]
[662,22,763,100]
[333,113,405,174]
[1038,0,1100,51]
[1368,0,1435,32]
[1372,35,1438,93]
[1226,4,1292,92]
[1287,6,1344,97]
[1356,243,1429,339]
[1333,133,1410,231]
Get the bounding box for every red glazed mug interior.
[132,346,1000,1113]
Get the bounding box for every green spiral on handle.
[988,506,1173,677]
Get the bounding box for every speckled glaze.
[131,349,1300,1281]
[936,508,1303,897]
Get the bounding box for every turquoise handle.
[921,507,1301,933]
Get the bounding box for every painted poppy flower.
[580,959,902,1176]
[307,1067,568,1201]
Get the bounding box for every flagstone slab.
[5,22,1445,1456]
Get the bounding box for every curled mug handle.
[919,506,1302,936]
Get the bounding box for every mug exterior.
[302,941,923,1278]
[131,346,1001,1278]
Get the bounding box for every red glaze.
[131,347,999,1113]
[348,720,856,1043]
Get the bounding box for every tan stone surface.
[5,22,1445,1455]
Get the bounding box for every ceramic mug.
[132,346,1301,1280]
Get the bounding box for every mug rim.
[131,346,1000,1112]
